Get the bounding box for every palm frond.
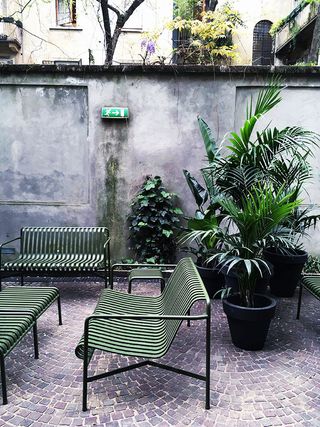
[197,116,219,163]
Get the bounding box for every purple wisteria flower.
[146,40,156,55]
[141,39,156,56]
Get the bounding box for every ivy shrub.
[128,175,183,263]
[303,255,320,274]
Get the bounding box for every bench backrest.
[162,257,209,314]
[160,258,209,351]
[163,257,209,310]
[20,227,109,256]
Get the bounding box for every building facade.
[0,0,173,65]
[0,1,312,66]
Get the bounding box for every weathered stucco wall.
[1,65,320,260]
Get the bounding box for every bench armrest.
[85,312,208,326]
[83,312,209,342]
[0,237,21,268]
[0,237,21,249]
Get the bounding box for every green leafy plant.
[128,176,183,263]
[183,185,301,307]
[303,255,320,273]
[167,3,243,64]
[181,77,320,307]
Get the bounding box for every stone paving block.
[0,279,319,426]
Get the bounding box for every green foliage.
[270,19,286,37]
[304,255,320,273]
[270,0,320,37]
[174,0,200,20]
[128,176,183,263]
[167,3,243,64]
[182,76,320,307]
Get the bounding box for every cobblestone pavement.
[0,278,319,427]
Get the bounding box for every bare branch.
[107,3,121,18]
[123,0,145,22]
[9,0,34,17]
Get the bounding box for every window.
[56,0,76,26]
[252,20,274,65]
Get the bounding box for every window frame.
[252,20,274,66]
[55,0,77,27]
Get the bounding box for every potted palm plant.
[184,185,300,350]
[198,77,320,298]
[181,76,320,349]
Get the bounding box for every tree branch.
[123,0,145,22]
[107,3,121,18]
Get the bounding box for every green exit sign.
[101,107,129,119]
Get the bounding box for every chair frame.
[82,307,211,412]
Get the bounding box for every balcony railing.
[275,2,318,53]
[0,20,22,57]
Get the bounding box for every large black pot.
[263,248,308,297]
[196,265,225,299]
[223,294,277,351]
[222,262,273,295]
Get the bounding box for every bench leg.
[128,279,133,294]
[82,330,89,411]
[33,323,39,359]
[297,281,303,320]
[57,296,63,325]
[205,315,211,410]
[160,279,165,293]
[0,355,7,405]
[20,275,24,286]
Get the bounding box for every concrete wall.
[1,65,320,260]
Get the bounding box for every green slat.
[0,314,35,357]
[0,287,59,319]
[302,276,320,297]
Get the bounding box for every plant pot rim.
[223,293,277,311]
[264,247,307,257]
[263,247,308,265]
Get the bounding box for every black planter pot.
[263,248,308,297]
[196,265,225,299]
[222,262,273,295]
[223,294,277,351]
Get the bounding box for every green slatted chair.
[0,310,39,405]
[0,227,111,288]
[75,257,211,411]
[297,275,320,319]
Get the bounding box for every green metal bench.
[297,275,320,319]
[75,257,211,411]
[0,286,62,404]
[0,227,111,288]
